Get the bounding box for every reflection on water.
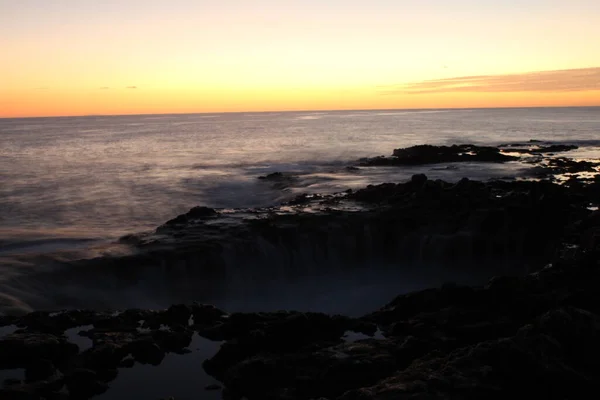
[95,333,222,400]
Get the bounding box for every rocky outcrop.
[258,172,299,189]
[498,141,578,154]
[200,249,600,400]
[359,144,518,166]
[161,206,219,227]
[355,142,597,181]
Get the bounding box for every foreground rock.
[3,247,600,399]
[201,248,600,400]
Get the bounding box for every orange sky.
[1,1,600,118]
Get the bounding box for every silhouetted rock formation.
[359,144,518,166]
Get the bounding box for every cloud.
[381,67,600,95]
[99,87,110,90]
[126,86,138,89]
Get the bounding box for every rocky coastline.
[1,143,599,400]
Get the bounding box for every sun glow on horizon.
[2,1,600,118]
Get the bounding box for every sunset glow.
[2,0,600,118]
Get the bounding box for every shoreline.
[1,142,600,399]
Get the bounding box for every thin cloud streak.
[382,67,600,95]
[126,86,137,89]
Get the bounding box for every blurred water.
[2,107,598,247]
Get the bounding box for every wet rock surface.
[359,144,518,166]
[258,172,300,190]
[356,142,598,179]
[2,143,600,399]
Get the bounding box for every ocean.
[1,107,599,314]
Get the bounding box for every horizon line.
[1,104,599,120]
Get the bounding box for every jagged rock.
[258,172,286,180]
[191,304,227,326]
[548,157,599,174]
[24,359,58,382]
[410,173,428,186]
[162,206,218,227]
[499,143,578,153]
[65,368,109,398]
[360,144,517,166]
[217,340,397,399]
[0,333,78,369]
[258,172,299,189]
[152,329,192,354]
[162,304,192,326]
[340,307,600,400]
[129,339,164,365]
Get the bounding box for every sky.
[1,0,600,117]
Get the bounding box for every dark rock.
[66,368,109,398]
[0,388,32,400]
[213,339,398,399]
[0,333,78,369]
[258,172,285,180]
[191,304,227,326]
[152,329,192,353]
[341,306,600,400]
[129,340,164,365]
[258,172,299,189]
[119,357,135,368]
[535,144,578,153]
[360,144,518,166]
[286,193,313,205]
[499,143,578,154]
[205,383,222,391]
[83,341,129,371]
[548,157,598,174]
[163,304,191,326]
[25,359,57,382]
[410,173,428,186]
[163,206,218,226]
